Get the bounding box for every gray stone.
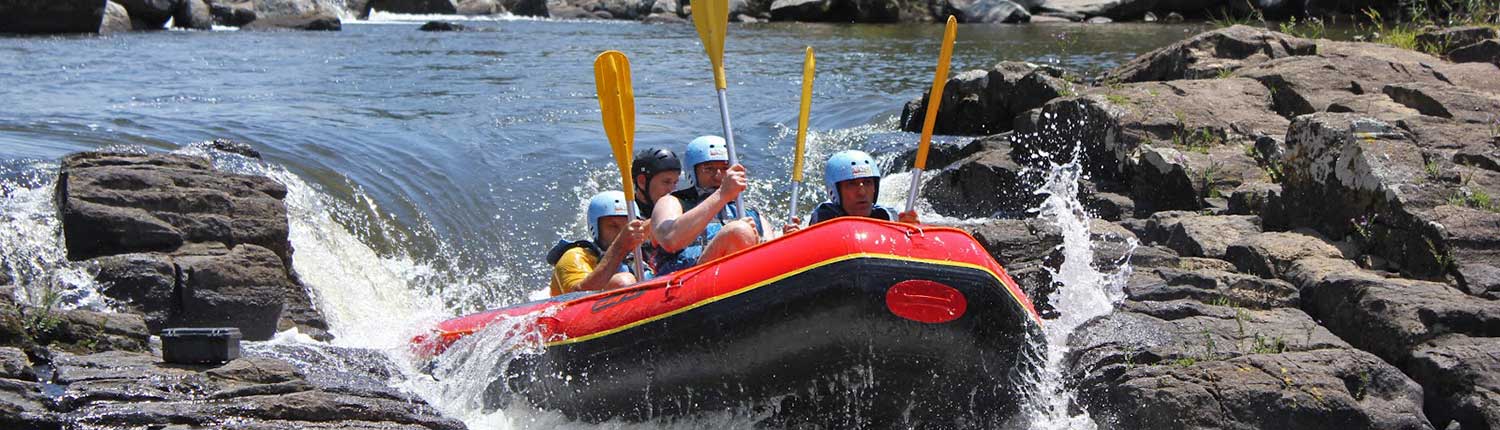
[241,14,341,30]
[455,0,502,14]
[366,0,456,13]
[0,378,56,430]
[1382,82,1500,125]
[1144,214,1261,259]
[0,347,33,381]
[769,0,831,20]
[101,0,133,33]
[921,140,1043,219]
[1449,39,1500,65]
[1227,182,1280,216]
[173,245,289,340]
[1224,231,1344,280]
[943,0,1029,23]
[1415,26,1499,56]
[173,0,213,29]
[1406,335,1500,430]
[118,0,179,29]
[902,62,1068,136]
[1236,49,1450,118]
[0,0,110,34]
[1127,267,1299,309]
[205,0,255,26]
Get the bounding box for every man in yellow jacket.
[547,191,651,296]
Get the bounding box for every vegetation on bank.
[1210,0,1499,55]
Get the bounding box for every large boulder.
[1140,213,1261,259]
[100,0,133,33]
[1126,267,1299,309]
[172,0,213,29]
[943,0,1028,23]
[117,0,179,29]
[241,13,341,29]
[902,62,1070,136]
[1272,113,1499,291]
[57,152,329,341]
[455,0,502,13]
[1414,26,1499,56]
[1102,25,1317,84]
[502,0,548,15]
[1012,78,1286,214]
[1224,231,1345,280]
[1035,0,1152,19]
[0,0,108,34]
[1234,47,1452,118]
[920,135,1043,219]
[204,0,255,25]
[367,0,457,13]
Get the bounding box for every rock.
[892,135,992,172]
[902,62,1069,136]
[172,245,289,340]
[205,0,255,26]
[769,0,830,20]
[1382,82,1500,124]
[642,11,687,22]
[1127,267,1299,309]
[1140,10,1154,21]
[1037,0,1149,19]
[1144,213,1261,259]
[591,0,652,19]
[920,139,1043,219]
[1013,78,1285,211]
[1274,113,1500,284]
[366,0,457,13]
[1163,11,1181,22]
[943,0,1029,23]
[0,0,110,34]
[242,14,341,30]
[0,378,56,430]
[1406,335,1500,430]
[418,21,468,31]
[35,308,151,353]
[1415,26,1499,56]
[502,0,547,16]
[1449,39,1500,65]
[1036,10,1082,20]
[207,357,302,384]
[194,138,262,159]
[1295,257,1500,364]
[1227,182,1280,215]
[117,0,178,29]
[172,0,213,29]
[0,347,34,381]
[100,0,134,33]
[1101,25,1317,84]
[1029,14,1070,22]
[1235,48,1451,118]
[59,152,291,268]
[1225,231,1344,280]
[1325,93,1424,123]
[1084,16,1110,23]
[58,152,328,341]
[1074,345,1430,430]
[455,0,502,13]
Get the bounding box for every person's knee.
[721,220,758,247]
[608,272,637,290]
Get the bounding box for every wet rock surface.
[57,151,329,341]
[913,25,1499,430]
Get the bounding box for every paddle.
[593,50,644,280]
[789,46,815,224]
[904,16,958,215]
[690,0,744,216]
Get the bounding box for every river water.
[2,16,1192,428]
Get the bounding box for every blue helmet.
[823,150,881,205]
[683,135,729,191]
[586,191,636,243]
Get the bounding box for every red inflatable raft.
[413,218,1044,427]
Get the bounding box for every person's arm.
[652,165,748,253]
[568,220,649,292]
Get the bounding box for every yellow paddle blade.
[594,50,637,201]
[914,16,957,171]
[690,0,729,89]
[791,46,815,183]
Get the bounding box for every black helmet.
[632,147,681,180]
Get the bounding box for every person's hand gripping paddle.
[594,50,644,280]
[904,16,958,217]
[691,0,745,216]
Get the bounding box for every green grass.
[1105,93,1131,106]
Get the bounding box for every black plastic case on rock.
[160,327,242,364]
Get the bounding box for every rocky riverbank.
[0,146,463,429]
[2,0,1494,33]
[908,24,1499,429]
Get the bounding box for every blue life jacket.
[808,202,897,225]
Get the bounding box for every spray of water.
[0,160,110,311]
[1018,152,1134,430]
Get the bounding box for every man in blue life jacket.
[651,135,763,275]
[631,147,681,220]
[786,150,916,233]
[546,191,651,296]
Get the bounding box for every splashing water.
[0,159,109,311]
[1020,155,1135,430]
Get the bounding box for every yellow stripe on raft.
[545,253,1042,347]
